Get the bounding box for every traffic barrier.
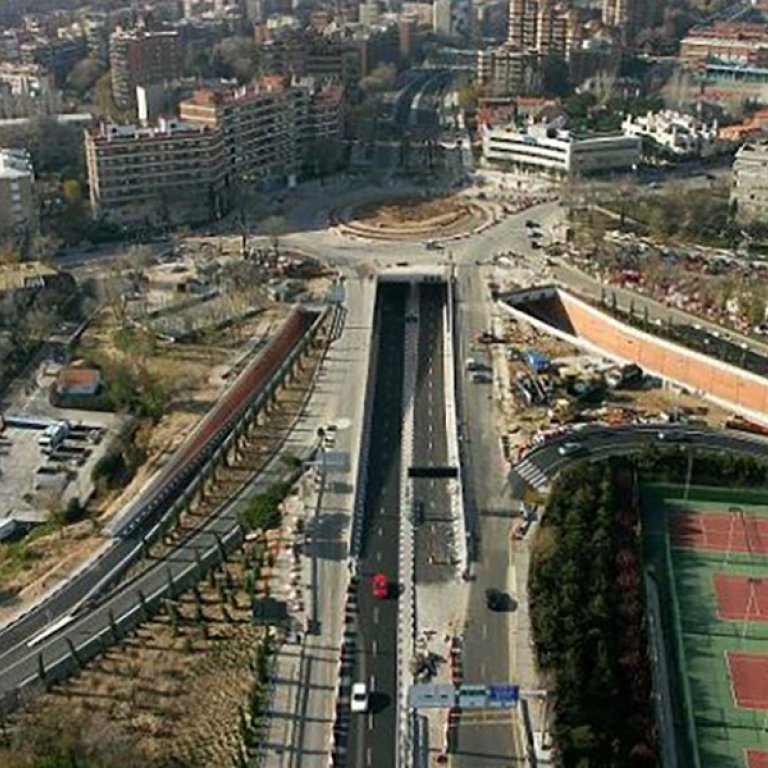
[442,279,468,579]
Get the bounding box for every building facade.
[731,141,768,224]
[680,22,768,70]
[86,79,344,225]
[0,149,35,239]
[110,27,182,109]
[482,122,640,176]
[85,119,229,225]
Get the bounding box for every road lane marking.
[376,551,382,562]
[373,606,379,625]
[482,623,488,640]
[368,713,374,732]
[366,746,372,765]
[372,639,378,655]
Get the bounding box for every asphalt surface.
[413,283,454,584]
[452,266,520,767]
[348,283,407,768]
[511,424,768,498]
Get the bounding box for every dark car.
[485,588,504,611]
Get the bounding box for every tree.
[67,57,105,96]
[214,36,259,83]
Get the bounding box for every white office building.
[482,122,641,176]
[622,109,719,157]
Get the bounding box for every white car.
[558,441,583,457]
[351,682,369,713]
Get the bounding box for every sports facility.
[643,484,768,768]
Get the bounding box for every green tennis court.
[643,483,768,767]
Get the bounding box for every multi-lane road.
[348,283,406,768]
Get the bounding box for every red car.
[372,573,388,599]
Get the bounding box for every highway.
[348,283,406,768]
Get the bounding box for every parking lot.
[0,360,121,531]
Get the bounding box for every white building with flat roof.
[622,109,719,157]
[482,122,640,176]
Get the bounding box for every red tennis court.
[715,574,768,622]
[747,750,768,768]
[671,512,768,555]
[728,652,768,710]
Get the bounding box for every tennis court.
[642,483,768,768]
[728,652,768,710]
[671,512,768,555]
[715,574,768,623]
[747,750,768,768]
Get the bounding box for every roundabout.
[332,193,493,242]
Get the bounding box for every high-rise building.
[0,150,35,239]
[109,27,182,109]
[507,0,580,57]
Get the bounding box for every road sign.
[487,684,520,708]
[458,684,487,709]
[409,683,456,709]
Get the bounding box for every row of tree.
[529,460,656,767]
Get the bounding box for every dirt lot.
[356,195,466,225]
[2,546,271,767]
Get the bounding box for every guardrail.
[0,306,331,713]
[397,284,419,768]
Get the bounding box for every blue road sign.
[487,684,520,708]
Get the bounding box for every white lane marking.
[368,713,374,732]
[373,606,379,625]
[370,674,376,690]
[482,623,488,640]
[376,551,382,562]
[367,745,373,765]
[372,639,378,655]
[378,526,383,535]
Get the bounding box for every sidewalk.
[261,274,376,767]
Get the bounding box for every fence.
[664,527,702,768]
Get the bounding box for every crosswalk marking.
[515,459,550,490]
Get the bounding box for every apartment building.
[507,0,581,58]
[482,121,640,176]
[731,141,768,224]
[85,119,228,225]
[680,22,768,69]
[477,46,542,95]
[0,150,35,239]
[110,27,182,109]
[179,79,308,183]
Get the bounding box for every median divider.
[443,277,468,579]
